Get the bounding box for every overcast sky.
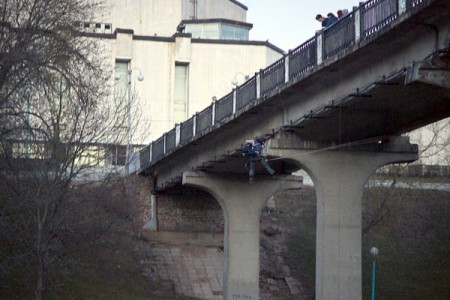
[239,0,360,51]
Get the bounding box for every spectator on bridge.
[337,9,349,18]
[327,12,339,24]
[242,137,276,184]
[316,13,337,29]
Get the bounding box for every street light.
[125,68,144,174]
[231,72,249,88]
[370,246,379,300]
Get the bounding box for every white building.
[83,0,284,144]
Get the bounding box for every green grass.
[271,186,449,300]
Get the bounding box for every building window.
[174,64,189,123]
[114,60,129,136]
[114,61,128,100]
[221,24,248,40]
[185,23,220,39]
[184,22,249,41]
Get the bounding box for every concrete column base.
[268,133,418,300]
[183,171,302,300]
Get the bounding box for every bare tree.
[0,1,136,298]
[363,118,450,233]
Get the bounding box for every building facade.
[84,0,284,144]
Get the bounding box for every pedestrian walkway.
[141,244,224,300]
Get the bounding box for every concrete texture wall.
[156,187,224,233]
[101,0,247,37]
[93,32,282,143]
[86,0,283,144]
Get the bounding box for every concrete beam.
[267,132,418,300]
[405,54,450,90]
[182,171,302,300]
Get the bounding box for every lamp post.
[125,68,144,174]
[231,72,249,88]
[370,246,379,300]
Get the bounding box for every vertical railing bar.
[317,32,323,65]
[232,88,237,113]
[193,113,197,136]
[163,133,166,154]
[284,54,290,83]
[175,123,180,146]
[256,72,261,99]
[212,101,216,125]
[149,142,152,162]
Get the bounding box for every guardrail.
[136,0,433,172]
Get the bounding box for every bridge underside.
[153,49,449,190]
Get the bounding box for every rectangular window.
[203,23,219,39]
[114,61,128,101]
[114,61,129,137]
[221,24,249,41]
[174,64,189,123]
[186,24,203,38]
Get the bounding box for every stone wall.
[156,186,224,233]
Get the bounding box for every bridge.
[131,1,449,299]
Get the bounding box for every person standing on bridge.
[242,137,276,184]
[316,13,337,28]
[337,9,349,18]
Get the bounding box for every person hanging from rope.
[242,136,276,184]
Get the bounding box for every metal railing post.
[316,32,323,65]
[284,54,290,83]
[175,123,180,146]
[163,133,167,154]
[149,143,152,162]
[256,72,261,99]
[354,5,361,42]
[193,114,197,136]
[212,101,216,125]
[232,88,237,114]
[399,0,406,15]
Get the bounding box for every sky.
[238,0,360,51]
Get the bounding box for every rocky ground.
[137,188,317,300]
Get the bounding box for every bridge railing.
[260,58,286,97]
[151,135,165,162]
[289,37,316,79]
[196,105,213,134]
[180,116,194,144]
[323,12,355,59]
[406,0,430,11]
[360,0,399,38]
[215,91,234,124]
[165,127,176,154]
[236,76,257,111]
[137,0,433,172]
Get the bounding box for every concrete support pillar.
[268,134,418,300]
[143,194,157,231]
[183,171,302,300]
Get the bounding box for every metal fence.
[196,106,213,134]
[236,77,257,111]
[289,37,317,79]
[361,0,399,38]
[165,128,176,153]
[260,58,286,97]
[180,117,194,144]
[323,13,355,59]
[406,0,430,11]
[215,92,234,123]
[152,135,165,162]
[138,0,434,171]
